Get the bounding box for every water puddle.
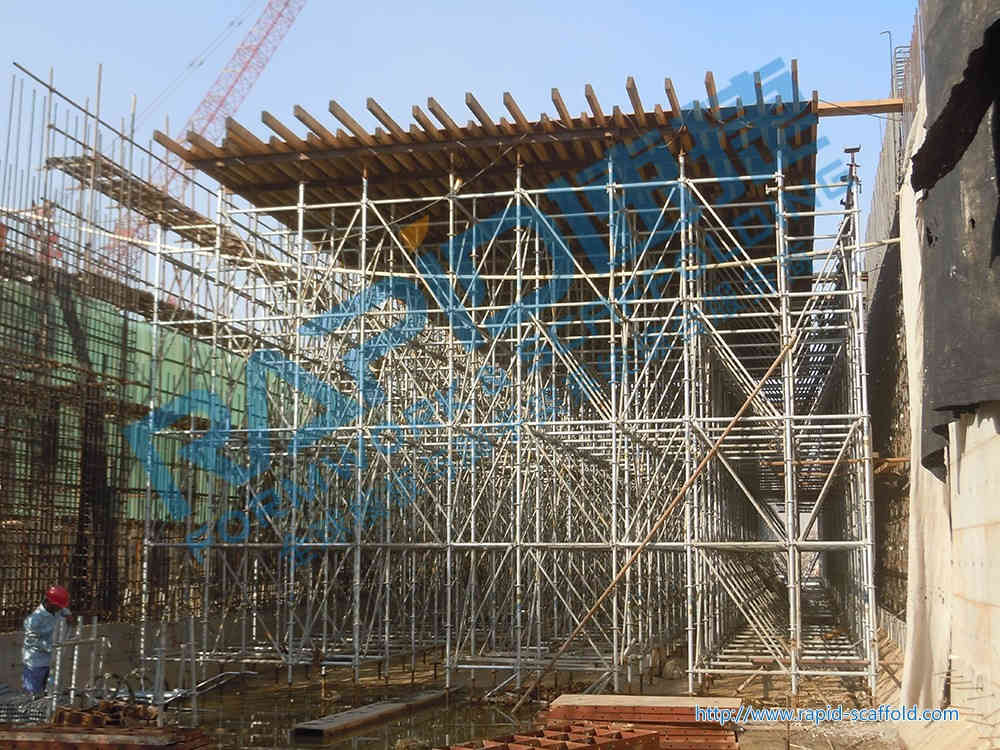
[175,684,532,749]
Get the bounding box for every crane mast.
[113,0,306,264]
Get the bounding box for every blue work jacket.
[22,603,71,668]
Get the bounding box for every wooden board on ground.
[549,694,741,709]
[293,689,448,737]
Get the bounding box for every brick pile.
[51,700,158,729]
[435,725,661,750]
[0,724,212,749]
[535,695,740,750]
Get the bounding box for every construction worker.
[22,586,74,696]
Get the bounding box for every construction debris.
[51,700,158,729]
[0,725,211,749]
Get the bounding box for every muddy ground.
[153,630,905,749]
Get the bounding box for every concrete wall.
[891,4,1000,745]
[0,611,323,694]
[864,63,913,627]
[0,622,139,692]
[945,402,1000,710]
[895,402,1000,746]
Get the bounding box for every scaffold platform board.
[293,689,449,737]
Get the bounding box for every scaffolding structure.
[0,63,877,703]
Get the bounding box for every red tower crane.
[113,0,306,266]
[183,0,307,148]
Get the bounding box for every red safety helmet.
[45,585,70,610]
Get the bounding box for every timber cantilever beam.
[817,98,904,117]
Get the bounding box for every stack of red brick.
[0,725,212,749]
[436,725,662,750]
[536,695,740,750]
[51,700,159,729]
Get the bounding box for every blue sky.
[4,0,916,214]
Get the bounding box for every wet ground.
[168,676,904,750]
[154,633,906,750]
[183,694,528,750]
[739,724,903,749]
[168,666,533,750]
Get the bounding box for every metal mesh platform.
[0,686,49,723]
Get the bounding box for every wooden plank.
[584,84,607,127]
[625,77,646,128]
[550,88,573,127]
[704,71,720,120]
[225,116,309,184]
[466,92,500,136]
[576,111,605,161]
[366,98,407,139]
[293,104,338,145]
[368,103,442,178]
[262,110,308,150]
[261,111,349,183]
[663,78,681,121]
[412,104,447,142]
[753,72,764,110]
[369,129,439,195]
[612,105,627,131]
[330,98,417,174]
[186,130,226,159]
[427,97,465,139]
[153,129,194,163]
[366,97,447,174]
[502,92,532,130]
[548,707,728,718]
[551,88,586,160]
[225,116,269,150]
[496,115,536,164]
[293,689,448,737]
[504,92,549,161]
[539,114,570,160]
[549,695,741,709]
[329,99,376,145]
[153,130,270,207]
[817,98,904,117]
[549,710,725,722]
